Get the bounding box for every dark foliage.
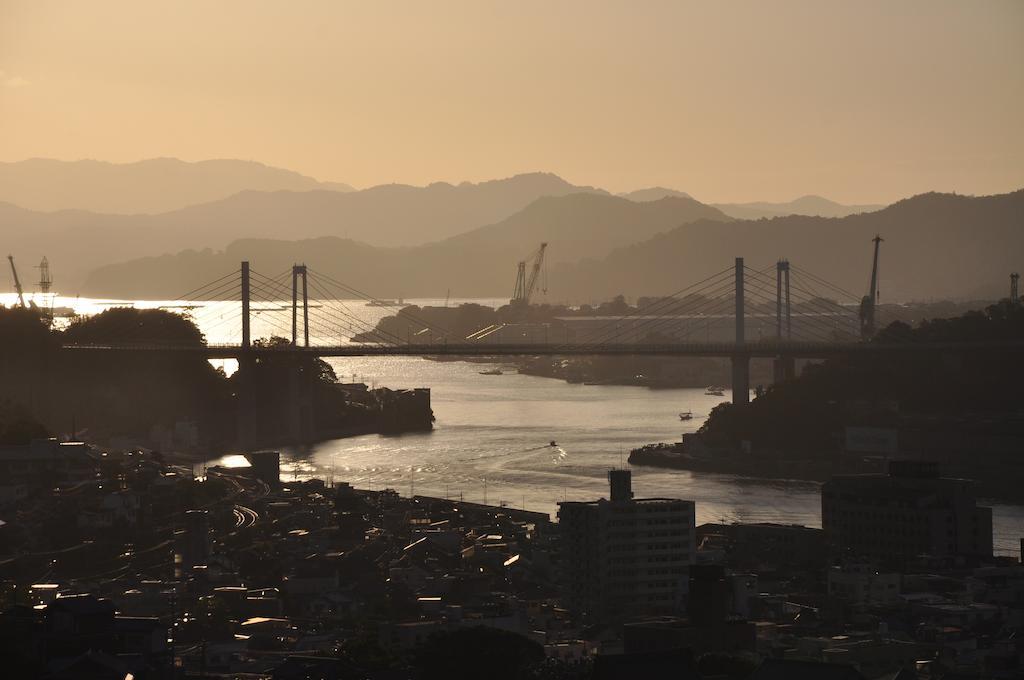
[0,399,49,444]
[700,300,1024,452]
[414,627,545,680]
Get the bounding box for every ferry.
[366,297,406,307]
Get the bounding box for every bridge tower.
[773,259,796,384]
[291,265,310,347]
[731,257,750,404]
[237,261,255,449]
[288,264,315,442]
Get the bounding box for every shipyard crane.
[510,242,548,307]
[7,255,25,308]
[859,235,883,339]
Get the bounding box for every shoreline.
[628,444,1024,505]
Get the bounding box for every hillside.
[619,187,694,202]
[0,172,606,290]
[713,195,885,220]
[79,189,1022,302]
[80,193,727,298]
[440,193,728,265]
[0,157,353,214]
[554,189,1024,302]
[621,186,884,219]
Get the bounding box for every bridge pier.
[772,355,796,385]
[731,354,750,404]
[286,355,317,443]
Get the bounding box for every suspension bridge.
[59,255,1022,442]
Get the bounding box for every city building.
[822,460,993,564]
[557,469,696,621]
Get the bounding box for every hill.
[80,193,729,298]
[440,193,728,265]
[620,187,883,219]
[554,189,1024,302]
[712,195,885,219]
[79,190,1022,302]
[619,187,694,202]
[0,172,607,290]
[0,157,353,214]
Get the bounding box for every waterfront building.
[557,469,696,621]
[822,460,993,564]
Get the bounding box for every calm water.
[5,292,1022,556]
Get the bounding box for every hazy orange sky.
[1,1,1021,203]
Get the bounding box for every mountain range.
[0,157,354,214]
[0,167,606,288]
[80,193,730,298]
[621,186,883,219]
[81,189,1024,304]
[1,158,1016,304]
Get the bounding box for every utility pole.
[1011,272,1019,304]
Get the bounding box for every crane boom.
[510,242,548,306]
[859,235,883,339]
[524,242,547,303]
[7,255,25,308]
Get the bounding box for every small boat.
[549,440,558,447]
[705,386,725,396]
[479,369,503,375]
[679,410,693,421]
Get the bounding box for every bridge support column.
[772,355,796,385]
[731,354,750,404]
[286,355,317,443]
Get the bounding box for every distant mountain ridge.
[80,193,729,298]
[0,171,609,288]
[0,157,354,214]
[79,189,1023,304]
[619,187,694,202]
[620,186,884,218]
[555,189,1022,302]
[712,195,885,219]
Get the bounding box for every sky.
[0,1,1021,204]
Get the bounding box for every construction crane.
[510,242,547,307]
[36,256,54,324]
[859,234,883,339]
[7,255,25,308]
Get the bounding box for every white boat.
[704,386,725,396]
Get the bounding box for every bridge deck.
[59,340,1024,360]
